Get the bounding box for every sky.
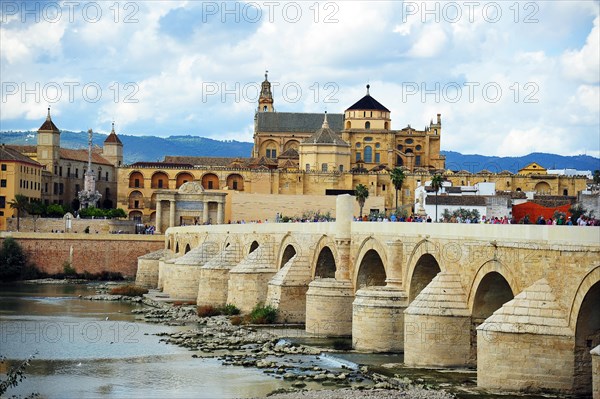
[1,0,599,157]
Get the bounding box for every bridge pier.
[266,253,311,323]
[305,279,354,336]
[197,244,242,307]
[135,249,172,288]
[477,279,575,393]
[592,345,600,399]
[352,286,408,352]
[227,245,277,313]
[404,273,472,367]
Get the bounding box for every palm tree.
[390,167,406,212]
[8,194,29,231]
[355,184,369,219]
[430,174,444,222]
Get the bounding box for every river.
[0,283,288,398]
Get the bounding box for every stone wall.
[228,192,385,222]
[1,232,163,278]
[592,345,599,399]
[5,216,136,234]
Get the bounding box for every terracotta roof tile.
[0,145,42,166]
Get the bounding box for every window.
[375,143,380,148]
[364,137,373,141]
[0,196,5,209]
[134,200,140,209]
[67,167,71,177]
[339,165,344,172]
[356,152,361,161]
[0,179,5,188]
[59,183,64,195]
[76,184,80,193]
[263,106,267,111]
[134,179,140,188]
[365,121,371,129]
[208,181,213,189]
[1,164,6,171]
[232,181,238,190]
[321,163,328,172]
[405,138,414,144]
[415,155,421,166]
[397,144,403,151]
[75,168,79,178]
[355,142,361,148]
[266,149,277,158]
[45,183,48,193]
[59,166,63,176]
[158,180,164,188]
[105,172,109,181]
[416,145,422,151]
[306,164,310,172]
[382,184,386,191]
[375,153,380,163]
[54,182,58,194]
[364,146,373,163]
[98,171,101,180]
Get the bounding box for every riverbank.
[77,288,456,399]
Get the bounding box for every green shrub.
[0,237,40,281]
[248,303,277,324]
[219,304,240,316]
[109,285,148,297]
[63,261,77,276]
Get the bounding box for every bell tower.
[258,70,274,112]
[37,107,60,171]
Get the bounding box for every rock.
[291,382,306,388]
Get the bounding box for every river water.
[0,283,287,398]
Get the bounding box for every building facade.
[0,145,43,230]
[9,109,122,210]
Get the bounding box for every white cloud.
[561,15,600,83]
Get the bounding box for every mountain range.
[2,130,599,174]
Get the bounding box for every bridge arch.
[353,237,388,291]
[248,240,259,254]
[405,240,443,302]
[310,235,338,279]
[569,265,600,396]
[277,233,301,269]
[467,260,519,313]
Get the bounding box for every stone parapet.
[305,279,354,336]
[352,286,408,352]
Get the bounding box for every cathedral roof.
[256,112,344,133]
[104,122,122,144]
[302,113,349,146]
[345,85,390,112]
[38,107,60,132]
[278,147,299,159]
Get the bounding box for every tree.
[355,184,369,218]
[26,200,45,232]
[390,167,406,212]
[8,194,29,231]
[0,237,28,281]
[593,170,600,185]
[430,174,444,222]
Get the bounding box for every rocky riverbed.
[79,291,456,399]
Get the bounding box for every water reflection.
[0,283,285,398]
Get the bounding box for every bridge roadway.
[135,195,600,397]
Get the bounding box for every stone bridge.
[136,195,600,397]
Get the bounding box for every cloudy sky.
[1,1,599,157]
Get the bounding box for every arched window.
[306,163,310,172]
[321,163,328,172]
[384,121,389,129]
[365,121,371,129]
[364,146,373,163]
[339,165,344,172]
[346,121,351,129]
[263,106,267,111]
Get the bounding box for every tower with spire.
[258,70,274,112]
[103,122,124,167]
[36,107,61,171]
